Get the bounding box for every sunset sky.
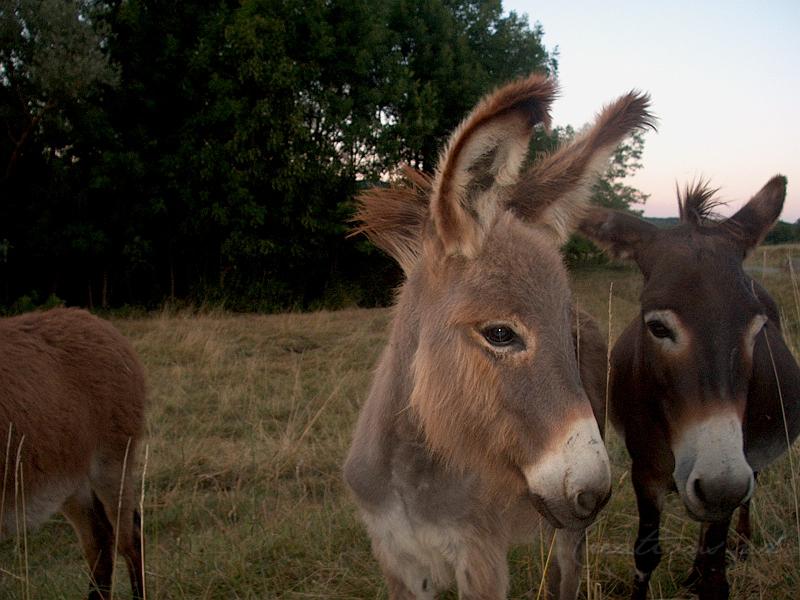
[504,1,800,221]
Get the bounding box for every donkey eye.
[646,319,675,341]
[482,325,517,346]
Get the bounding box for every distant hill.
[641,216,799,244]
[643,216,680,229]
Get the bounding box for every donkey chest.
[361,498,463,594]
[360,484,539,596]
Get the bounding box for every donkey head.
[580,176,787,521]
[356,74,653,528]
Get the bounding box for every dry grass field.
[2,244,800,599]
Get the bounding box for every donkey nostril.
[574,490,599,518]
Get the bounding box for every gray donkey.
[344,73,654,599]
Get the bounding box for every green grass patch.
[2,248,800,598]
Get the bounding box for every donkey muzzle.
[523,415,611,529]
[673,411,754,522]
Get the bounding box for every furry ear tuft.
[350,166,431,275]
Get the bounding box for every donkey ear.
[508,92,656,243]
[722,175,787,255]
[431,74,556,257]
[578,207,657,261]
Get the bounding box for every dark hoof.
[697,584,730,600]
[631,576,649,600]
[693,571,730,600]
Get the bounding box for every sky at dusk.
[503,1,800,221]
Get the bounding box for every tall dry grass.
[0,245,799,598]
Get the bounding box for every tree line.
[1,0,647,312]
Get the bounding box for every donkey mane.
[677,179,724,226]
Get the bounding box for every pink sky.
[504,0,800,221]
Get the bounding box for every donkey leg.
[455,540,508,600]
[375,552,434,600]
[61,484,115,600]
[383,569,421,600]
[128,508,145,597]
[546,527,586,600]
[683,523,708,592]
[631,470,665,600]
[734,472,756,560]
[692,517,732,600]
[368,531,436,600]
[733,501,752,560]
[90,451,144,599]
[93,497,144,600]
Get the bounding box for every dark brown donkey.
[1,308,146,599]
[580,177,800,599]
[344,73,654,599]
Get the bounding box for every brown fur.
[345,73,653,599]
[353,173,610,496]
[579,175,800,599]
[0,307,146,600]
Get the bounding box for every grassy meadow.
[2,245,800,599]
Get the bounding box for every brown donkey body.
[344,74,654,599]
[0,308,146,599]
[580,177,800,599]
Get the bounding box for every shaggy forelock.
[677,179,725,227]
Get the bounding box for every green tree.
[100,0,557,307]
[590,129,649,213]
[764,220,800,245]
[0,0,118,179]
[386,0,555,171]
[0,0,559,309]
[558,128,651,265]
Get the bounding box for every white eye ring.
[643,310,683,350]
